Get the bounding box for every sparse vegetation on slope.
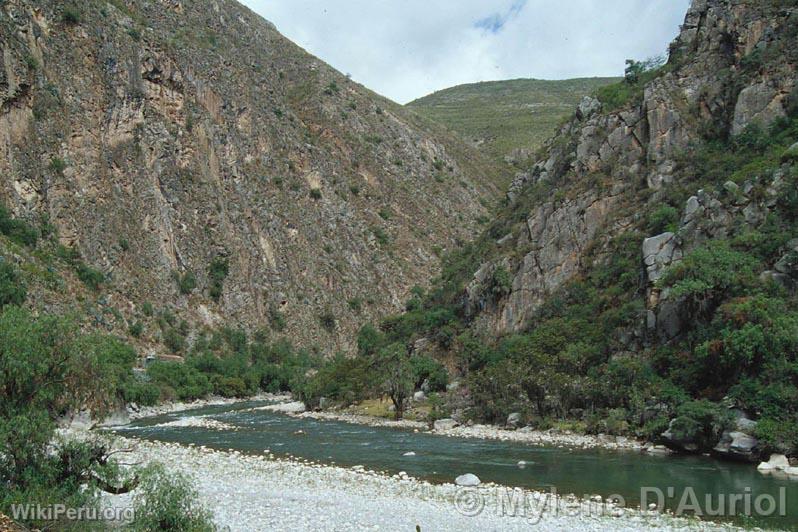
[408,78,619,169]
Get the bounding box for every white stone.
[767,454,790,470]
[455,473,481,487]
[433,418,459,431]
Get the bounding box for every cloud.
[240,0,692,104]
[475,0,527,34]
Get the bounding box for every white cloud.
[241,0,691,104]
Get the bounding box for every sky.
[240,0,692,104]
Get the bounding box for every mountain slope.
[0,0,502,354]
[407,77,619,168]
[317,0,798,458]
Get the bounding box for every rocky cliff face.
[0,0,499,353]
[467,0,797,337]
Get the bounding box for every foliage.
[208,256,229,302]
[0,261,26,309]
[668,400,733,452]
[129,464,216,532]
[61,6,81,25]
[646,204,680,234]
[0,205,39,247]
[0,308,144,527]
[176,271,197,295]
[659,241,759,321]
[596,56,668,111]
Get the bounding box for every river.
[113,400,798,530]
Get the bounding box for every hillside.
[0,0,503,356]
[407,77,619,168]
[309,0,798,460]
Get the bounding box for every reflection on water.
[116,401,798,529]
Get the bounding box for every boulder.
[506,412,522,429]
[576,96,602,121]
[433,418,459,431]
[455,473,481,487]
[712,431,760,462]
[661,419,700,453]
[766,454,791,470]
[785,467,798,477]
[642,232,682,283]
[413,391,426,402]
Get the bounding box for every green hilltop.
[407,77,620,167]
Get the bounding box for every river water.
[114,401,798,529]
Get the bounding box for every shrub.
[0,205,39,247]
[75,262,105,291]
[130,464,216,532]
[347,297,363,313]
[176,271,196,295]
[659,241,759,321]
[208,256,229,302]
[61,6,81,25]
[147,362,211,400]
[668,400,732,452]
[646,205,680,234]
[269,308,286,331]
[129,321,144,338]
[142,302,154,317]
[162,327,186,354]
[309,188,322,200]
[0,262,26,309]
[49,157,66,174]
[319,309,336,332]
[372,227,389,246]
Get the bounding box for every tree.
[376,343,414,420]
[0,308,141,526]
[0,261,26,308]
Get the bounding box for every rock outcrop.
[0,0,498,352]
[465,0,797,336]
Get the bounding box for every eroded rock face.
[492,1,797,334]
[0,0,496,352]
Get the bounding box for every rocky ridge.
[0,0,500,354]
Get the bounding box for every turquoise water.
[116,401,798,530]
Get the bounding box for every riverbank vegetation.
[301,110,798,456]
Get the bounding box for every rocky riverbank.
[103,436,735,531]
[126,392,291,421]
[289,407,670,455]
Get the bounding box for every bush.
[130,464,216,532]
[208,256,229,302]
[129,321,144,338]
[646,205,680,234]
[0,261,26,308]
[319,309,336,332]
[61,6,81,25]
[147,362,211,401]
[668,400,732,452]
[162,327,186,354]
[75,262,105,291]
[176,271,196,295]
[309,188,322,200]
[659,241,759,321]
[0,205,39,247]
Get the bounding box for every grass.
[408,77,619,165]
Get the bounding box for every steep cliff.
[471,0,797,336]
[0,0,500,354]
